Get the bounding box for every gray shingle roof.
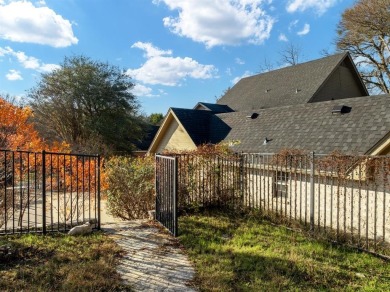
[217,52,362,111]
[171,108,215,145]
[211,94,390,154]
[194,102,233,113]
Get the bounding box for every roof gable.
[170,108,215,145]
[148,108,215,154]
[217,52,368,111]
[309,54,368,103]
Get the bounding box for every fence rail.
[0,149,101,234]
[171,152,390,256]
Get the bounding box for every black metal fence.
[176,153,244,209]
[0,149,101,234]
[155,155,178,236]
[165,152,390,257]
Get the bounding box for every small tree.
[148,113,164,125]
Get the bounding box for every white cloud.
[156,0,275,48]
[14,50,40,69]
[127,42,217,86]
[39,63,60,72]
[235,58,245,65]
[286,0,338,15]
[6,69,23,81]
[131,84,156,97]
[132,42,172,58]
[297,23,310,35]
[232,70,252,85]
[0,46,59,72]
[0,46,8,56]
[278,33,288,42]
[0,1,78,47]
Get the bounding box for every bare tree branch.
[279,42,303,66]
[337,0,390,94]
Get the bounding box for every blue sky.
[0,0,355,115]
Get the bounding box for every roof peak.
[217,51,367,111]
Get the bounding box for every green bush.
[105,156,155,220]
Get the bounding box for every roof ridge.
[241,52,348,81]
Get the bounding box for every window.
[273,171,289,198]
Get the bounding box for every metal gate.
[155,155,178,236]
[0,149,101,234]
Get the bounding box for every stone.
[356,273,365,279]
[68,222,93,236]
[148,210,156,220]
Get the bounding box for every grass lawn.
[179,210,390,291]
[0,231,132,291]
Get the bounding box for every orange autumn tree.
[1,98,47,191]
[0,97,46,226]
[0,97,102,226]
[0,97,99,190]
[0,97,45,151]
[0,97,69,152]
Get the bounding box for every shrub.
[105,156,155,220]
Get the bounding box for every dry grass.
[0,231,132,291]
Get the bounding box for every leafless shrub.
[105,156,155,220]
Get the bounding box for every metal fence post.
[239,154,245,208]
[42,150,46,234]
[97,155,101,230]
[173,156,178,237]
[155,154,158,221]
[310,151,315,231]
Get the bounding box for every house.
[149,52,390,244]
[148,52,390,155]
